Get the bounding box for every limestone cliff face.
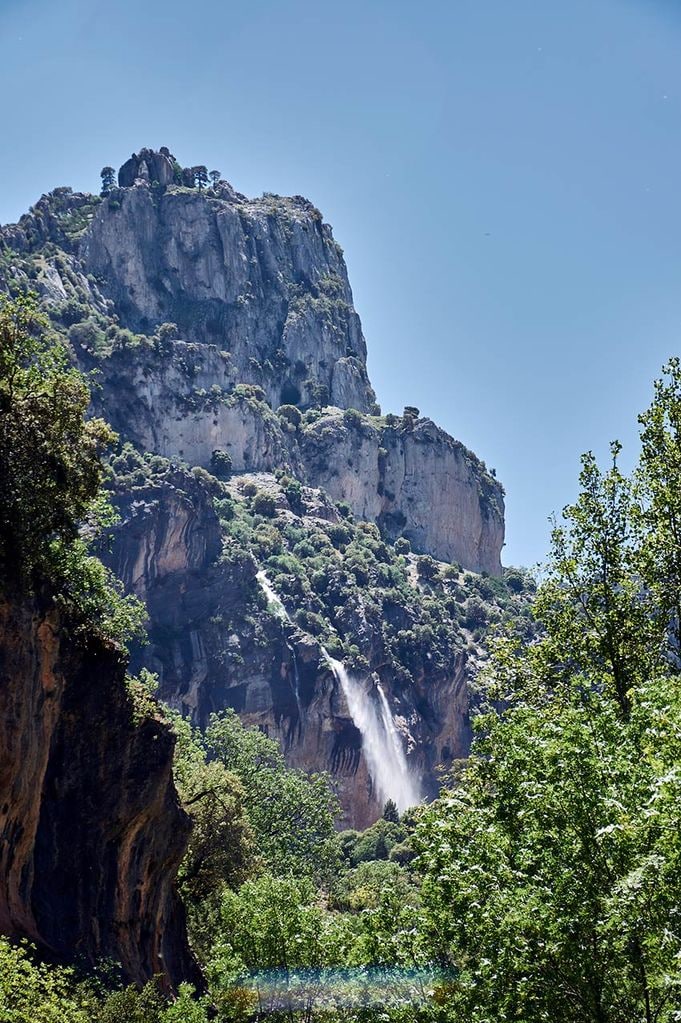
[0,589,196,989]
[1,150,504,575]
[101,467,476,828]
[84,337,503,572]
[80,182,375,414]
[83,341,297,475]
[300,411,504,576]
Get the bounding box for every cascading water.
[323,652,421,813]
[256,570,303,724]
[257,569,288,620]
[257,569,421,811]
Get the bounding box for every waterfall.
[257,569,288,620]
[256,570,302,724]
[257,569,421,812]
[323,652,421,813]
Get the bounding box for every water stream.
[257,569,421,812]
[257,570,303,724]
[323,652,421,813]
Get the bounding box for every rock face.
[300,410,504,576]
[0,588,196,989]
[80,177,375,415]
[118,147,176,188]
[0,147,514,828]
[100,466,478,829]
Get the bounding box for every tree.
[0,295,114,582]
[169,714,255,958]
[383,798,400,823]
[205,711,340,880]
[208,170,221,189]
[252,490,277,517]
[414,363,681,1022]
[210,449,232,480]
[193,166,209,190]
[100,166,116,195]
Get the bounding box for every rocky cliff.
[0,586,196,988]
[0,147,519,826]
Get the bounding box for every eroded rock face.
[80,182,375,414]
[301,411,505,576]
[101,469,475,829]
[0,590,196,989]
[82,336,503,574]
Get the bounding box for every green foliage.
[0,294,145,646]
[204,711,340,882]
[382,798,400,823]
[414,360,681,1023]
[251,490,277,517]
[99,166,116,196]
[210,449,233,480]
[0,937,209,1023]
[168,713,256,964]
[341,819,406,865]
[0,295,112,578]
[276,403,302,428]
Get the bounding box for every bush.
[210,449,233,480]
[277,404,302,428]
[252,491,277,518]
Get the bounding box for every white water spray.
[257,570,303,724]
[257,569,288,620]
[323,652,421,813]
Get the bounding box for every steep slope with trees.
[0,296,196,989]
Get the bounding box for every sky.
[1,0,681,567]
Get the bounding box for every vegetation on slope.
[5,282,681,1022]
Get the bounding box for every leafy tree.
[0,295,144,644]
[383,798,400,823]
[251,490,277,517]
[172,714,255,905]
[205,711,340,880]
[100,166,116,195]
[209,170,221,188]
[415,362,681,1023]
[210,449,233,480]
[276,403,302,428]
[193,166,209,190]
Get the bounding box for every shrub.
[210,449,233,480]
[252,491,277,518]
[277,404,302,428]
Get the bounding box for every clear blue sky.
[2,0,680,567]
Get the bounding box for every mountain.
[0,147,532,827]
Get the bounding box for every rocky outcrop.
[118,147,176,188]
[79,178,375,415]
[301,410,504,575]
[0,588,197,989]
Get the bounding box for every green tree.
[0,295,113,578]
[193,166,209,190]
[383,799,400,823]
[172,715,255,906]
[209,170,221,189]
[210,449,233,480]
[100,166,116,195]
[414,363,681,1023]
[205,711,340,880]
[0,295,144,644]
